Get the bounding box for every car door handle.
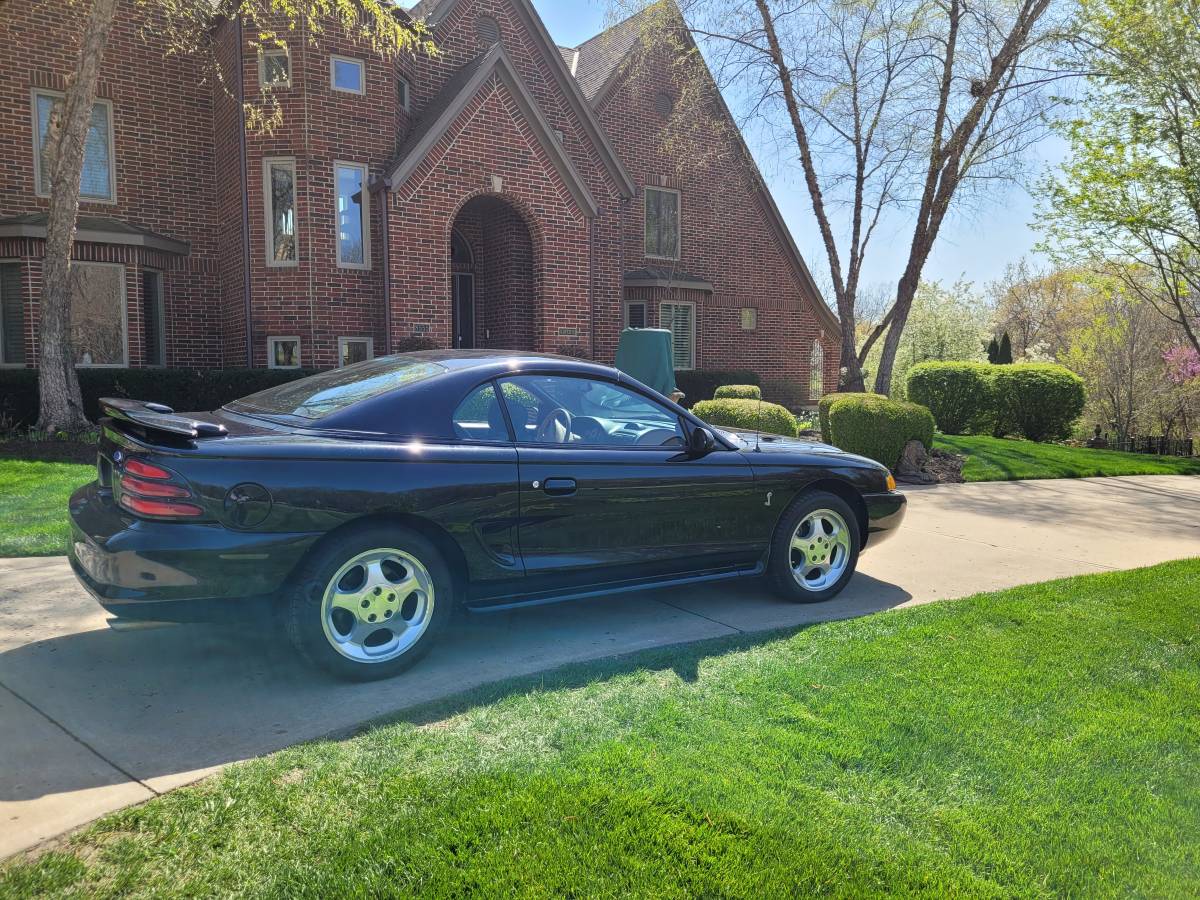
[542,477,577,496]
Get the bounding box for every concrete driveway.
[2,474,1198,858]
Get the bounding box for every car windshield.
[227,357,446,420]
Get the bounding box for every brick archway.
[449,194,536,351]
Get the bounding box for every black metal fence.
[1106,436,1196,457]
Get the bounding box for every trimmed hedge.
[906,361,996,435]
[0,368,319,429]
[992,364,1085,442]
[818,391,886,443]
[827,394,935,469]
[714,384,762,400]
[673,370,761,408]
[692,398,797,437]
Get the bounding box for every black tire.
[284,524,455,681]
[766,490,861,603]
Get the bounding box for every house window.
[0,263,25,365]
[259,48,291,88]
[70,263,126,366]
[268,336,301,369]
[331,56,365,94]
[335,162,369,268]
[263,158,297,265]
[740,308,757,330]
[33,90,115,202]
[810,340,825,398]
[660,301,695,370]
[624,300,646,329]
[142,270,165,366]
[397,76,411,112]
[338,337,373,367]
[644,187,680,259]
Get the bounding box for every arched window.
[809,339,824,399]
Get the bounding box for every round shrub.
[905,361,995,435]
[827,395,935,469]
[693,398,797,437]
[818,391,886,443]
[714,384,762,400]
[991,364,1085,442]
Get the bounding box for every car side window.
[452,383,510,442]
[498,375,686,448]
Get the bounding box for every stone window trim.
[338,336,374,367]
[740,307,757,331]
[0,259,26,368]
[31,88,117,205]
[334,160,371,270]
[660,300,696,371]
[330,55,366,95]
[71,261,128,368]
[262,157,298,268]
[644,186,681,261]
[268,335,302,369]
[258,47,292,89]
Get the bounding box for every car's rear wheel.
[285,525,453,680]
[767,491,860,603]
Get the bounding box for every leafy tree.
[986,336,1000,364]
[988,259,1086,360]
[997,332,1014,364]
[1038,0,1200,359]
[613,0,1068,395]
[34,0,434,432]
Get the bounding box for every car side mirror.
[688,426,716,456]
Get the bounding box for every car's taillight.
[117,458,203,519]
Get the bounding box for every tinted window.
[499,375,684,448]
[452,383,510,442]
[229,357,445,420]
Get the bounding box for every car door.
[498,373,763,593]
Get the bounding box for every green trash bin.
[614,328,680,400]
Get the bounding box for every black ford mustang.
[69,351,906,680]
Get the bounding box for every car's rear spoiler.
[99,397,228,438]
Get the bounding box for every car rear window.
[227,357,446,420]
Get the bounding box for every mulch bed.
[0,439,98,464]
[924,448,965,484]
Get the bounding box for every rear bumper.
[862,489,906,548]
[68,482,320,620]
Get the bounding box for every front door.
[452,273,474,349]
[496,374,763,595]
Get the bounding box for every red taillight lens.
[119,494,204,518]
[119,474,192,499]
[125,458,173,480]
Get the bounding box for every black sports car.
[68,351,906,680]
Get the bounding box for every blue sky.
[531,0,1063,295]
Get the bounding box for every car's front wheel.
[285,525,454,680]
[767,491,860,603]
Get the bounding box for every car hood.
[721,429,840,454]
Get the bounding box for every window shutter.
[661,303,694,370]
[0,263,24,365]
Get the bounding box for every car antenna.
[754,395,763,452]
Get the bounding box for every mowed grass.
[0,459,94,556]
[935,433,1200,482]
[5,560,1200,898]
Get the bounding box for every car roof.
[309,350,683,438]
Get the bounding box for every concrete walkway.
[2,475,1198,859]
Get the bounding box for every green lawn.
[0,460,94,557]
[5,559,1199,897]
[935,433,1200,482]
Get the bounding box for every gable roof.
[574,6,841,335]
[405,0,636,198]
[381,43,599,217]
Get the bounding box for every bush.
[714,384,762,400]
[827,394,935,469]
[991,364,1085,442]
[692,398,797,437]
[905,361,996,435]
[673,370,761,408]
[0,368,319,430]
[818,391,886,443]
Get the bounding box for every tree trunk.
[873,254,925,395]
[36,0,118,434]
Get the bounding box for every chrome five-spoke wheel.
[321,548,435,664]
[789,508,852,592]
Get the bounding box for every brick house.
[0,0,840,398]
